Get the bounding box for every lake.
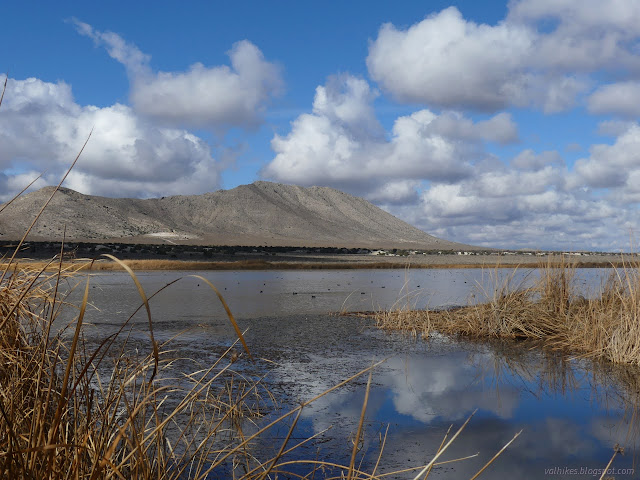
[65,268,638,478]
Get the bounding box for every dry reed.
[375,256,640,366]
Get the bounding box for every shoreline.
[4,253,637,271]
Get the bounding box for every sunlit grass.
[375,256,640,366]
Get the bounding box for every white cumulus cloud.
[571,124,640,189]
[411,175,620,250]
[366,7,538,111]
[263,74,516,199]
[508,0,640,72]
[511,150,564,170]
[74,20,283,129]
[588,82,640,117]
[366,1,640,112]
[0,77,221,200]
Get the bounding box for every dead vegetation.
[375,256,640,366]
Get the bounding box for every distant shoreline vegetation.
[1,240,636,271]
[0,240,376,259]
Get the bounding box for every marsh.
[65,267,638,478]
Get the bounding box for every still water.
[68,268,638,478]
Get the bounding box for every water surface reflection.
[248,317,638,478]
[65,269,638,477]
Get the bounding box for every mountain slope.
[0,181,471,249]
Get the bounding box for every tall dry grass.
[376,256,640,366]
[0,254,258,478]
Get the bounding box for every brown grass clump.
[0,254,261,478]
[375,256,640,366]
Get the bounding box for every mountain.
[0,181,471,249]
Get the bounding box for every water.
[73,267,609,324]
[63,268,639,478]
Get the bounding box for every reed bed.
[375,256,640,366]
[0,256,262,478]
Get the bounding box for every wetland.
[65,267,639,478]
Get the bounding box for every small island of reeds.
[375,256,640,367]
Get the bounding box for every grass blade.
[412,410,477,480]
[190,274,253,362]
[347,368,372,480]
[101,254,159,382]
[468,429,521,480]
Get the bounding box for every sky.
[2,0,640,251]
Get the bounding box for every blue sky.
[2,1,640,251]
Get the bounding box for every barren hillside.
[0,181,472,249]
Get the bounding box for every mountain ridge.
[0,181,473,250]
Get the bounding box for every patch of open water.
[63,269,638,478]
